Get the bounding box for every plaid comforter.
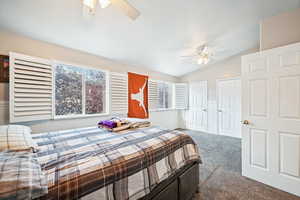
[0,151,48,200]
[32,126,200,200]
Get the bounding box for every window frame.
[150,79,175,112]
[52,61,110,120]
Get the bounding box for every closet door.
[217,78,241,138]
[242,42,300,197]
[187,81,208,132]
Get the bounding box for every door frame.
[216,76,241,137]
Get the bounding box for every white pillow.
[0,125,38,152]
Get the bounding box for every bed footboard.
[178,162,199,200]
[141,162,200,200]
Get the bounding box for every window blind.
[174,83,188,109]
[9,52,53,123]
[148,79,159,110]
[110,72,128,114]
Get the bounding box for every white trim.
[54,112,110,120]
[9,53,14,123]
[52,60,109,73]
[106,71,110,115]
[82,72,86,116]
[51,62,55,120]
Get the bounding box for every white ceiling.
[0,0,299,76]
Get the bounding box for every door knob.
[218,109,222,112]
[202,109,207,112]
[242,120,250,125]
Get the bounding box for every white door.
[217,78,241,138]
[186,81,208,132]
[242,42,300,197]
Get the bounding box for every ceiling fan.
[196,45,211,65]
[82,0,140,20]
[181,45,213,65]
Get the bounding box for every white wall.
[0,30,180,132]
[260,8,300,51]
[179,48,258,133]
[15,110,178,133]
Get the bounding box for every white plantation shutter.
[9,52,53,123]
[110,72,128,114]
[175,83,188,109]
[148,79,159,110]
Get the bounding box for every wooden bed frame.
[141,161,200,200]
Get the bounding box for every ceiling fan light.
[99,0,111,8]
[197,58,204,65]
[83,0,97,14]
[203,46,208,54]
[204,57,210,64]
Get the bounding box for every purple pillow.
[98,120,117,129]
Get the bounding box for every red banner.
[128,72,149,119]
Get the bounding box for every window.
[148,80,175,111]
[55,64,83,116]
[157,82,173,109]
[85,69,106,114]
[55,63,108,118]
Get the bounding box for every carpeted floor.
[181,130,300,200]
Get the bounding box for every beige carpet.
[182,130,300,200]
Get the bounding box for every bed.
[30,126,201,200]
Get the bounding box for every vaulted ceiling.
[0,0,299,76]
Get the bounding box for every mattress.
[33,126,200,200]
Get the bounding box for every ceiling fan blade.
[180,55,198,58]
[111,0,140,20]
